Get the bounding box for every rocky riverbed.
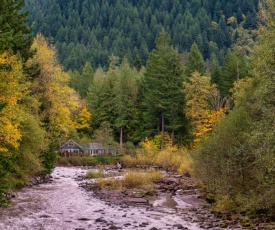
[0,166,273,230]
[79,167,242,230]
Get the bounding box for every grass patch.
[96,178,123,190]
[85,169,104,179]
[122,169,162,188]
[93,169,162,190]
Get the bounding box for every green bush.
[193,106,275,215]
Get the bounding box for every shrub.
[122,147,193,174]
[155,147,182,171]
[96,178,123,190]
[121,155,136,167]
[123,169,162,189]
[93,169,162,190]
[177,150,194,175]
[86,169,104,179]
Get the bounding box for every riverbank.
[0,167,202,230]
[0,166,274,230]
[81,165,275,230]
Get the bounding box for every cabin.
[59,139,117,157]
[81,143,107,156]
[59,139,83,157]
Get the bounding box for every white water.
[0,167,203,230]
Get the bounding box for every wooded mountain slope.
[25,0,258,70]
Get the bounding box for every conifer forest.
[0,0,274,224]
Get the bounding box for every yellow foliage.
[122,146,193,174]
[227,16,237,24]
[155,147,184,171]
[152,132,172,149]
[177,152,194,175]
[0,53,24,152]
[184,72,226,143]
[141,137,159,154]
[28,34,83,138]
[72,105,91,130]
[193,108,226,142]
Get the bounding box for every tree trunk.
[120,127,123,153]
[161,110,164,150]
[171,130,175,147]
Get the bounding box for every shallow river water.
[0,167,207,230]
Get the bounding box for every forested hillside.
[26,0,258,70]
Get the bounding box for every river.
[0,167,219,230]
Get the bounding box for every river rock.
[172,224,186,229]
[108,224,120,229]
[126,197,148,204]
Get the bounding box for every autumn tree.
[0,52,48,200]
[28,34,89,143]
[183,71,226,142]
[0,53,24,152]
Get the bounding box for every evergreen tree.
[143,30,184,148]
[79,61,94,98]
[133,54,142,71]
[113,58,139,152]
[210,56,222,86]
[25,0,259,70]
[220,49,248,97]
[184,42,205,78]
[0,0,33,62]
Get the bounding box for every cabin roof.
[80,143,105,150]
[60,139,83,149]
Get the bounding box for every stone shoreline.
[80,167,275,230]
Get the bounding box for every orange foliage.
[184,72,226,143]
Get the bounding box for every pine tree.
[184,42,205,78]
[79,61,94,98]
[220,49,248,97]
[0,0,33,62]
[143,30,184,148]
[113,58,139,152]
[210,57,222,86]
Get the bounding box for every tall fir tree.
[143,30,184,148]
[220,49,248,97]
[0,0,33,62]
[210,56,222,86]
[184,42,205,78]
